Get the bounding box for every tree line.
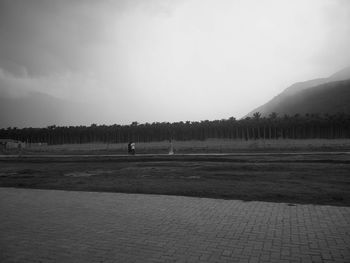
[1,113,350,145]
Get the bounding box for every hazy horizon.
[1,0,350,128]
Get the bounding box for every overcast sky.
[1,0,350,126]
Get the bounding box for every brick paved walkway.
[0,188,349,263]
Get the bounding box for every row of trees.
[1,113,350,145]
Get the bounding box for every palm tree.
[253,112,261,139]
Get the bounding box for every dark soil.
[0,154,349,206]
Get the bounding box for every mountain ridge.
[245,67,350,118]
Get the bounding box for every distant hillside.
[0,91,100,128]
[246,67,350,117]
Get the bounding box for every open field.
[10,138,350,155]
[1,153,349,206]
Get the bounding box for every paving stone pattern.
[0,188,349,263]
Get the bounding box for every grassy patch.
[16,139,350,155]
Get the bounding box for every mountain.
[0,91,101,128]
[245,67,350,117]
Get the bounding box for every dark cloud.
[0,0,182,77]
[0,0,105,76]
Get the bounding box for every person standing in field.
[130,142,136,155]
[127,142,132,154]
[169,139,174,155]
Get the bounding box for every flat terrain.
[1,153,349,206]
[15,139,350,155]
[1,188,349,263]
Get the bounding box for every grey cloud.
[1,0,349,127]
[0,0,180,77]
[0,0,107,76]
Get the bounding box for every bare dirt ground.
[0,153,349,206]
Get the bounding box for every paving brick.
[0,188,349,263]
